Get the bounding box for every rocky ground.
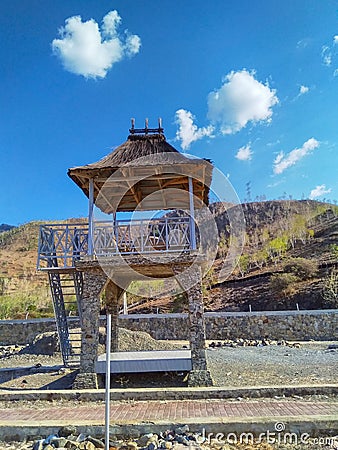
[0,424,337,450]
[0,329,337,390]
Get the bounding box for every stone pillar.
[73,269,107,389]
[174,265,213,386]
[105,280,124,352]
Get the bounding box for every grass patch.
[0,290,53,320]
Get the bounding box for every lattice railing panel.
[37,217,193,269]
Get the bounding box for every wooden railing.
[37,217,192,269]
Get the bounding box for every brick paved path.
[0,400,337,424]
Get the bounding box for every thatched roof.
[68,132,213,213]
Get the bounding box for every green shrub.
[283,257,318,280]
[322,269,338,308]
[270,273,298,293]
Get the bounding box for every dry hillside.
[0,200,337,318]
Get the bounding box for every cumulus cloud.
[175,109,214,150]
[309,184,331,199]
[236,145,252,161]
[273,138,319,175]
[207,70,278,134]
[334,35,338,45]
[52,10,141,79]
[299,85,309,95]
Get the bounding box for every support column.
[105,280,124,352]
[88,178,94,256]
[73,269,107,389]
[188,176,196,250]
[174,265,213,386]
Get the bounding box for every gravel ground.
[207,341,338,387]
[0,340,337,390]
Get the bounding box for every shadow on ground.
[98,371,189,389]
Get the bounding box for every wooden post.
[188,177,196,250]
[88,178,94,256]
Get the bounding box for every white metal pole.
[188,177,196,250]
[88,178,94,256]
[105,313,111,450]
[123,292,128,315]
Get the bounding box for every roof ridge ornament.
[129,117,164,135]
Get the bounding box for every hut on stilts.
[37,119,213,388]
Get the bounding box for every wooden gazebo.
[38,120,214,388]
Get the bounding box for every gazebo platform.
[95,350,192,374]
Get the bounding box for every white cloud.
[273,138,320,175]
[334,35,338,45]
[175,109,214,150]
[126,34,142,56]
[52,10,141,79]
[309,184,331,199]
[322,45,332,66]
[235,145,252,161]
[207,69,278,134]
[299,85,309,95]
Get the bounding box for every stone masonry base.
[72,372,98,390]
[187,370,213,387]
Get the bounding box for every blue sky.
[1,0,337,225]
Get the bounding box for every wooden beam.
[94,181,117,213]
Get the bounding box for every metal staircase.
[48,270,83,367]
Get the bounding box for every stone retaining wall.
[0,310,337,345]
[119,310,338,341]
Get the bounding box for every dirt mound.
[20,331,60,356]
[100,327,180,352]
[21,328,180,356]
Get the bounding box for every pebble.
[174,425,189,435]
[58,426,78,438]
[87,437,105,449]
[146,442,156,450]
[49,438,66,448]
[0,345,26,359]
[208,338,301,348]
[327,344,338,350]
